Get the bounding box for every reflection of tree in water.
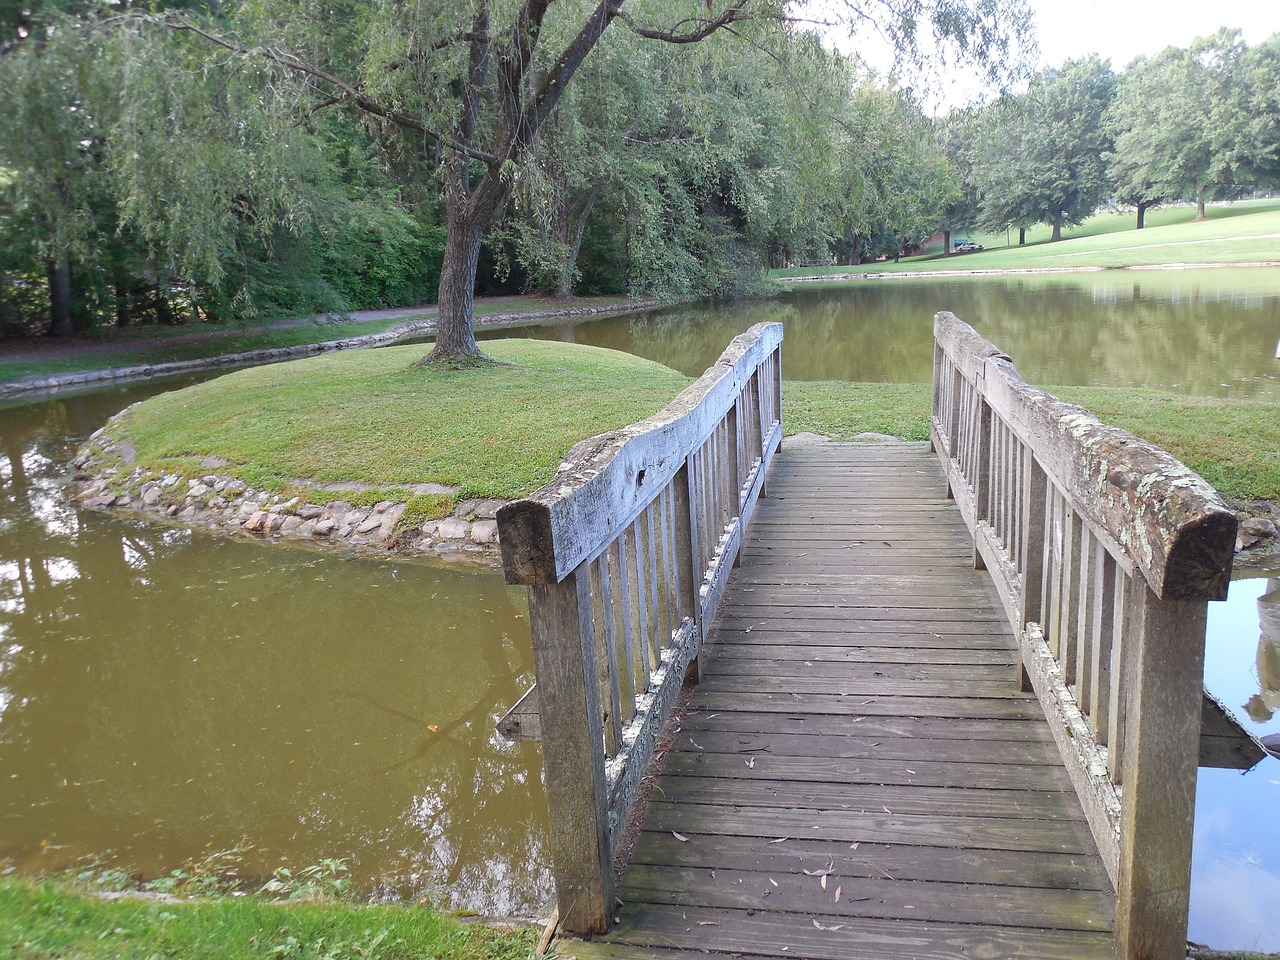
[514,276,1280,397]
[0,385,554,916]
[1245,579,1280,726]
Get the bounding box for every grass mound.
[114,340,692,501]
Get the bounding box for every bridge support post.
[1113,587,1207,960]
[528,570,614,935]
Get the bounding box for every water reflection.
[484,270,1280,398]
[0,383,552,915]
[1195,574,1280,951]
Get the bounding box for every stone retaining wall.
[74,425,509,565]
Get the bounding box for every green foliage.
[976,55,1117,237]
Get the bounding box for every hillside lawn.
[771,199,1280,277]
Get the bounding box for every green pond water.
[1,269,1279,943]
[485,269,1280,397]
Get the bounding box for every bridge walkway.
[575,441,1115,960]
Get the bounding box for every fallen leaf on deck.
[821,875,827,891]
[697,921,719,926]
[672,831,689,842]
[427,724,438,733]
[745,757,755,768]
[768,837,788,844]
[835,886,842,902]
[812,920,846,931]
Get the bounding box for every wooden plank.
[692,691,1042,720]
[661,751,1075,792]
[696,674,1027,700]
[678,710,1054,743]
[620,863,1114,932]
[598,903,1113,960]
[667,729,1063,764]
[640,801,1098,854]
[708,643,1016,665]
[629,832,1109,890]
[650,773,1080,819]
[706,659,1016,682]
[647,776,1083,820]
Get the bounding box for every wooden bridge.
[496,317,1250,960]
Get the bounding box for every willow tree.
[114,0,1031,364]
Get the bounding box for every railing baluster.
[645,503,661,672]
[1089,543,1117,742]
[591,556,624,751]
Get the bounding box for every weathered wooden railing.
[931,312,1237,960]
[496,323,783,934]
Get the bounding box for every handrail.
[931,312,1236,960]
[497,323,783,934]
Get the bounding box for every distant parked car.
[953,240,985,253]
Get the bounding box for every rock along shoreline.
[73,421,513,566]
[57,300,666,564]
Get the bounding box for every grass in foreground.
[0,876,534,960]
[783,381,1280,505]
[114,340,693,502]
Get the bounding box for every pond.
[489,269,1280,397]
[2,268,1278,945]
[0,381,552,915]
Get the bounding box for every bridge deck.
[575,442,1116,960]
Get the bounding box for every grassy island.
[110,339,693,513]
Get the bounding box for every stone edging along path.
[0,299,666,401]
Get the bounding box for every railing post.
[1113,585,1208,960]
[528,568,613,935]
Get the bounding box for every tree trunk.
[115,280,130,328]
[1136,201,1148,230]
[943,229,951,256]
[46,258,73,338]
[555,186,601,300]
[1018,228,1026,245]
[428,208,487,363]
[1196,196,1206,219]
[1050,219,1062,242]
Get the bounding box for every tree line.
[0,0,1031,355]
[944,29,1280,250]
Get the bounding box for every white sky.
[1030,0,1279,71]
[826,0,1280,110]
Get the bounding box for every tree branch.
[613,0,754,45]
[145,14,501,166]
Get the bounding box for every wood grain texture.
[574,442,1116,960]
